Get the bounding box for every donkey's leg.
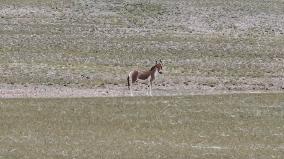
[146,75,153,96]
[148,81,153,96]
[145,82,149,96]
[130,83,133,96]
[128,72,134,96]
[150,81,153,96]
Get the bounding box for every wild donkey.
[127,60,163,96]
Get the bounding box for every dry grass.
[0,93,284,158]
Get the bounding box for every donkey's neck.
[150,67,159,78]
[150,66,157,73]
[149,65,160,79]
[150,65,156,71]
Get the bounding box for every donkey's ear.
[156,61,158,64]
[160,59,162,64]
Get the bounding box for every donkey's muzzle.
[159,71,163,74]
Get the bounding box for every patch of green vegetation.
[120,2,166,26]
[0,93,284,158]
[1,27,283,87]
[0,61,128,87]
[0,0,60,5]
[191,0,284,14]
[96,15,125,26]
[121,2,165,17]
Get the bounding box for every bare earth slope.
[0,0,283,97]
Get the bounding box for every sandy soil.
[1,83,283,98]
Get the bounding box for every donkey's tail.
[127,75,130,90]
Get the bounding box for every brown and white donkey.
[127,60,163,96]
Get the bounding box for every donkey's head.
[155,60,163,74]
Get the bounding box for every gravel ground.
[0,83,283,98]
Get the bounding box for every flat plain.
[1,93,284,158]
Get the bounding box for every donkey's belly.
[138,73,150,80]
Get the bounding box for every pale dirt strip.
[0,84,283,98]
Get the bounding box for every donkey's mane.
[150,65,156,71]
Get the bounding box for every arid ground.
[0,0,283,97]
[0,0,284,158]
